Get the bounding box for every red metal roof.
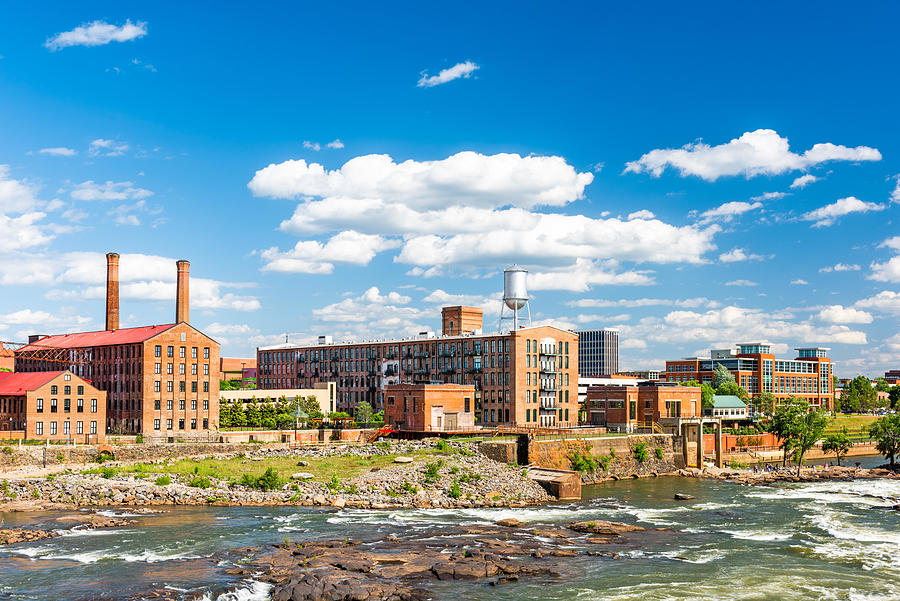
[0,371,65,395]
[20,324,176,350]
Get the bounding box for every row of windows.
[49,385,85,395]
[153,399,210,411]
[154,345,211,360]
[153,418,208,430]
[153,380,209,393]
[36,398,98,413]
[153,363,210,375]
[34,421,97,435]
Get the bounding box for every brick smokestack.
[176,259,190,324]
[105,253,120,331]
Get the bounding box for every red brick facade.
[0,370,107,442]
[383,383,475,432]
[586,383,702,430]
[258,317,578,428]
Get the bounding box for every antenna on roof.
[285,334,289,344]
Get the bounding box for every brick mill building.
[383,383,476,432]
[15,254,220,439]
[661,343,834,410]
[258,306,580,428]
[0,370,107,442]
[585,381,702,431]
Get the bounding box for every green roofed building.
[706,395,748,420]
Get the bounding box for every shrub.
[189,475,212,489]
[448,479,461,499]
[633,442,648,463]
[94,450,115,464]
[654,447,664,460]
[401,480,418,495]
[568,449,597,473]
[423,460,443,482]
[1,446,12,455]
[156,475,172,486]
[598,455,611,471]
[100,466,117,479]
[135,435,144,444]
[435,439,452,453]
[609,447,617,458]
[325,474,342,493]
[56,453,65,462]
[255,468,283,491]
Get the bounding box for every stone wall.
[0,442,279,468]
[524,434,680,479]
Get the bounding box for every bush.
[654,447,664,460]
[598,455,611,471]
[135,435,144,444]
[100,466,117,479]
[155,475,172,486]
[423,460,443,482]
[633,442,648,463]
[401,480,418,494]
[2,446,13,455]
[568,449,597,473]
[188,475,212,489]
[448,479,461,499]
[241,467,283,491]
[609,447,617,458]
[94,450,115,463]
[435,439,451,453]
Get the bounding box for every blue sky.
[1,2,899,377]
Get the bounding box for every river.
[1,457,898,601]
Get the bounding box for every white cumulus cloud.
[46,20,147,51]
[801,197,885,227]
[417,61,479,87]
[719,248,768,263]
[817,305,873,324]
[260,231,400,274]
[790,174,819,189]
[697,201,762,224]
[625,129,880,181]
[71,180,152,201]
[88,138,129,157]
[38,147,77,157]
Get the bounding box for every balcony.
[467,366,483,373]
[539,363,560,374]
[540,383,559,393]
[414,352,430,358]
[539,347,557,357]
[464,348,480,356]
[441,367,456,374]
[439,350,456,357]
[540,396,557,409]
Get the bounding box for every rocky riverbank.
[677,464,900,485]
[0,513,132,546]
[216,518,660,601]
[0,441,553,511]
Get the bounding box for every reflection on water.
[1,460,899,601]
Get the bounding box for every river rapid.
[2,461,899,601]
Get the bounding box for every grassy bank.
[83,446,451,484]
[825,415,878,438]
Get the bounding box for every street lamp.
[66,417,71,446]
[7,417,11,441]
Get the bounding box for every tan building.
[0,370,106,442]
[219,382,336,416]
[220,357,256,382]
[585,382,702,431]
[384,383,475,432]
[14,254,220,440]
[258,308,579,428]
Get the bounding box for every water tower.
[499,265,532,331]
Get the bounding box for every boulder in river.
[674,493,695,500]
[566,520,644,536]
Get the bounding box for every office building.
[662,342,834,410]
[577,329,618,376]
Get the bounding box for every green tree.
[712,363,736,389]
[300,395,324,420]
[245,397,262,427]
[680,380,715,408]
[771,396,808,467]
[354,401,375,425]
[832,374,841,390]
[889,385,900,411]
[821,427,852,466]
[869,413,900,467]
[875,378,891,393]
[791,409,828,475]
[219,399,232,427]
[754,391,777,415]
[230,398,246,427]
[716,381,749,401]
[841,376,876,413]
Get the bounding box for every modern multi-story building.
[0,370,107,442]
[258,306,579,428]
[661,342,834,410]
[577,329,618,376]
[14,254,220,439]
